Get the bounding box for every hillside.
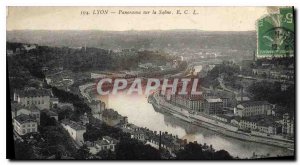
[7,30,256,57]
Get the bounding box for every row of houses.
[236,101,273,117]
[86,136,119,154]
[119,123,187,153]
[60,119,86,146]
[165,88,252,116]
[252,68,294,80]
[213,112,294,137]
[120,122,217,155]
[12,88,59,136]
[59,115,120,154]
[167,93,224,115]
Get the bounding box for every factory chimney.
[159,131,162,150]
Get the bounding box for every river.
[97,93,293,158]
[93,64,293,158]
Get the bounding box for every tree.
[40,112,56,128]
[96,150,116,160]
[214,150,233,160]
[115,138,161,160]
[14,140,35,159]
[176,143,206,160]
[247,81,295,113]
[175,143,233,160]
[75,145,91,159]
[37,125,77,158]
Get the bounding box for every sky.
[7,6,272,31]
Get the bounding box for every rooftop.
[239,101,270,107]
[189,95,204,101]
[11,103,39,112]
[15,89,51,97]
[90,100,102,105]
[215,114,234,121]
[94,136,119,146]
[14,114,37,124]
[103,136,119,143]
[61,119,86,130]
[241,115,280,127]
[11,102,25,112]
[206,98,222,103]
[50,97,59,101]
[235,96,250,102]
[95,139,110,146]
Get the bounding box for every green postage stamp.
[257,7,294,58]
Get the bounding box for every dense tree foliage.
[14,140,35,159]
[83,123,128,142]
[37,125,77,158]
[96,150,116,160]
[247,81,295,114]
[7,42,172,73]
[75,145,92,159]
[175,143,233,160]
[202,62,240,89]
[39,112,57,128]
[51,86,91,121]
[115,137,161,160]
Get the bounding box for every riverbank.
[148,93,295,150]
[79,82,294,158]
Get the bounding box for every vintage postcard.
[6,6,295,160]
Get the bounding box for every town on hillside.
[6,5,295,161]
[7,40,294,160]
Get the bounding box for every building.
[203,98,223,115]
[61,119,86,146]
[269,70,294,80]
[11,103,40,124]
[281,113,294,137]
[80,112,89,126]
[50,97,59,108]
[230,116,241,126]
[221,97,230,108]
[86,136,119,154]
[235,96,250,103]
[90,73,108,79]
[14,89,51,110]
[7,49,14,56]
[138,63,155,70]
[169,94,204,112]
[146,131,183,153]
[236,101,272,117]
[90,100,105,117]
[102,109,128,126]
[257,121,280,135]
[239,118,258,131]
[214,114,233,123]
[252,68,270,77]
[121,123,146,142]
[57,102,75,111]
[14,114,38,136]
[238,116,280,135]
[23,44,37,51]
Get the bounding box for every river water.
[97,93,293,159]
[94,64,293,158]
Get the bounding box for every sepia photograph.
[6,6,295,160]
